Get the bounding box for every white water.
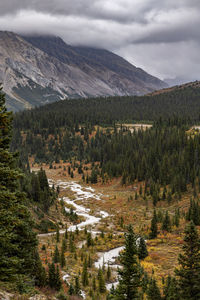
[40,179,123,292]
[94,246,124,269]
[63,273,86,299]
[39,180,108,237]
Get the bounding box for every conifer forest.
[1,84,200,299]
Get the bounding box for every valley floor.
[31,162,194,299]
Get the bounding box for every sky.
[0,0,199,83]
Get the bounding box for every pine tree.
[174,208,180,228]
[74,276,81,295]
[48,262,56,288]
[147,277,162,300]
[55,265,62,291]
[163,275,179,300]
[65,226,68,239]
[107,265,111,280]
[162,211,171,232]
[92,276,96,291]
[62,237,67,252]
[175,221,200,299]
[33,251,47,287]
[53,245,60,263]
[82,259,89,287]
[56,226,60,242]
[149,210,158,239]
[114,225,141,299]
[138,237,148,260]
[87,232,93,247]
[69,233,75,252]
[48,263,62,290]
[0,88,39,283]
[98,268,106,293]
[68,283,75,295]
[60,245,66,268]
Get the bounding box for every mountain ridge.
[0,31,167,111]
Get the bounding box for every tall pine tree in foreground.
[114,225,141,299]
[0,88,40,285]
[175,221,200,300]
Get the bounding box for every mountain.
[148,80,200,96]
[164,76,200,87]
[0,31,167,111]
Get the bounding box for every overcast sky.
[0,0,199,82]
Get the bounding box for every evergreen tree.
[53,245,60,264]
[107,265,111,280]
[162,211,171,232]
[98,268,106,293]
[175,221,200,299]
[92,276,96,291]
[64,226,68,239]
[114,225,141,299]
[48,262,56,288]
[55,265,62,291]
[69,233,75,252]
[149,210,158,239]
[138,237,148,260]
[163,275,179,300]
[174,209,180,228]
[87,232,93,247]
[68,283,75,295]
[60,245,66,268]
[146,277,162,300]
[186,199,200,225]
[0,88,39,284]
[48,263,62,290]
[62,237,67,252]
[56,226,60,242]
[33,251,47,287]
[74,276,81,295]
[82,259,89,287]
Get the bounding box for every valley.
[1,84,200,299]
[32,161,193,299]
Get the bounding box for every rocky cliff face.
[0,31,167,111]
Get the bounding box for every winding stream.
[39,179,122,293]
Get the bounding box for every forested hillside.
[3,83,200,299]
[12,85,200,201]
[13,84,200,129]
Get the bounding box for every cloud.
[0,0,199,81]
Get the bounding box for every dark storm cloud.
[0,0,199,81]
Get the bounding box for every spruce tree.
[98,268,106,293]
[56,226,60,242]
[149,209,158,239]
[146,277,162,300]
[55,265,62,291]
[74,276,81,295]
[68,283,75,295]
[87,232,93,247]
[138,237,148,260]
[82,259,89,287]
[163,275,179,300]
[114,225,141,299]
[53,245,60,263]
[0,88,39,283]
[48,262,56,288]
[60,245,66,268]
[33,251,47,287]
[65,226,68,239]
[107,265,111,280]
[162,211,171,232]
[175,221,200,299]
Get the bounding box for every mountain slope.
[0,31,167,111]
[23,35,165,89]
